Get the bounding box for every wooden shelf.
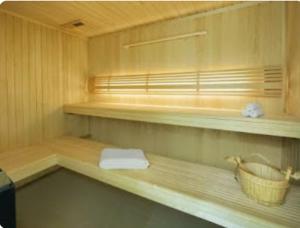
[0,136,299,227]
[64,102,300,139]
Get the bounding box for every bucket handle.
[247,154,300,181]
[225,156,242,166]
[226,156,300,181]
[226,154,271,166]
[282,167,300,181]
[225,156,243,182]
[291,172,300,180]
[244,153,271,165]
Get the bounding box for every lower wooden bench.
[0,136,299,228]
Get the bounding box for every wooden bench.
[0,136,299,227]
[64,102,300,139]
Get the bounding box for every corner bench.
[0,136,299,228]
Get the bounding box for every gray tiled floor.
[16,169,220,228]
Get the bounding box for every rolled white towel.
[241,103,264,118]
[99,148,149,169]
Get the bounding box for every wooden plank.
[282,138,300,172]
[0,12,9,151]
[0,136,299,227]
[90,66,283,97]
[14,17,25,148]
[22,18,30,146]
[87,117,284,170]
[0,10,88,152]
[6,14,18,148]
[64,102,300,139]
[0,2,236,36]
[286,2,300,117]
[88,2,285,115]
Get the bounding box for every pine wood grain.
[282,138,300,172]
[63,102,300,139]
[88,2,285,115]
[0,11,88,152]
[0,1,236,37]
[286,2,300,117]
[90,66,283,97]
[0,136,299,227]
[88,117,284,171]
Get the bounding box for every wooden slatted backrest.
[89,66,283,97]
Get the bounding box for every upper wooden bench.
[0,136,299,228]
[64,102,300,139]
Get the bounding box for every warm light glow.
[90,66,282,97]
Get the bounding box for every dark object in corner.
[0,169,16,228]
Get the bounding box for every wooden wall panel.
[88,2,285,115]
[0,12,8,150]
[282,138,300,171]
[0,2,235,37]
[0,11,88,152]
[89,117,283,170]
[283,3,300,173]
[87,2,300,171]
[286,2,300,117]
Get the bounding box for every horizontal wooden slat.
[90,66,283,97]
[1,136,300,227]
[63,102,300,139]
[0,2,237,37]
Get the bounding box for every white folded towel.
[99,148,149,169]
[241,103,264,118]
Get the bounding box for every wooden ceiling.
[0,1,236,37]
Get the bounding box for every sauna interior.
[0,1,300,228]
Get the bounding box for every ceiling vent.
[61,19,85,29]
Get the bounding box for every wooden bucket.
[226,154,300,206]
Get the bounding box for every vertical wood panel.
[282,138,300,171]
[88,2,285,115]
[28,22,37,144]
[6,14,17,147]
[90,117,283,170]
[0,12,9,150]
[22,19,29,146]
[86,2,294,170]
[0,11,88,152]
[286,2,300,117]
